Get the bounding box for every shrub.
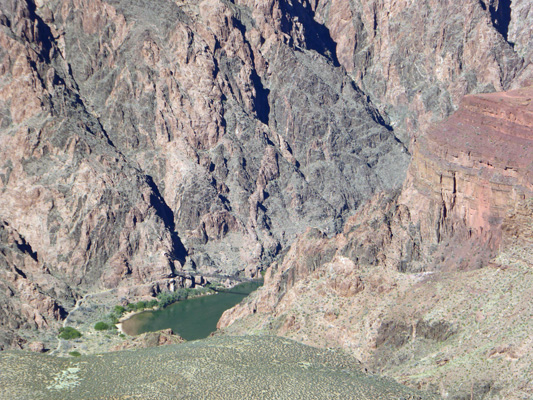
[114,305,126,316]
[147,299,158,308]
[94,322,110,331]
[157,289,189,308]
[126,303,136,311]
[108,314,119,325]
[156,291,174,308]
[58,327,82,340]
[135,301,147,311]
[69,351,81,357]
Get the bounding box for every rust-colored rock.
[400,86,533,268]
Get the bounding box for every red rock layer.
[401,86,533,255]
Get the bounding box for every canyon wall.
[0,0,410,348]
[0,0,531,384]
[311,0,533,143]
[219,86,533,399]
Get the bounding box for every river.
[121,281,262,340]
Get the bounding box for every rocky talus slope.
[219,86,533,399]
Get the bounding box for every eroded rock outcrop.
[110,328,184,351]
[0,0,185,346]
[399,86,533,270]
[1,0,414,346]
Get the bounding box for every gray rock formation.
[0,0,412,348]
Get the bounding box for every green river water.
[121,281,262,340]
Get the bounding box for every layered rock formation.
[219,87,533,399]
[400,86,533,270]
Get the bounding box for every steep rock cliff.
[0,0,188,347]
[399,86,533,271]
[0,0,410,347]
[39,0,411,276]
[310,0,532,144]
[219,87,533,399]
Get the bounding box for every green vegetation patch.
[58,327,82,340]
[114,305,126,316]
[94,322,110,331]
[156,287,211,308]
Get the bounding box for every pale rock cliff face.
[219,87,533,399]
[508,0,533,69]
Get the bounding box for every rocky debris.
[28,341,46,353]
[218,87,533,399]
[110,328,184,351]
